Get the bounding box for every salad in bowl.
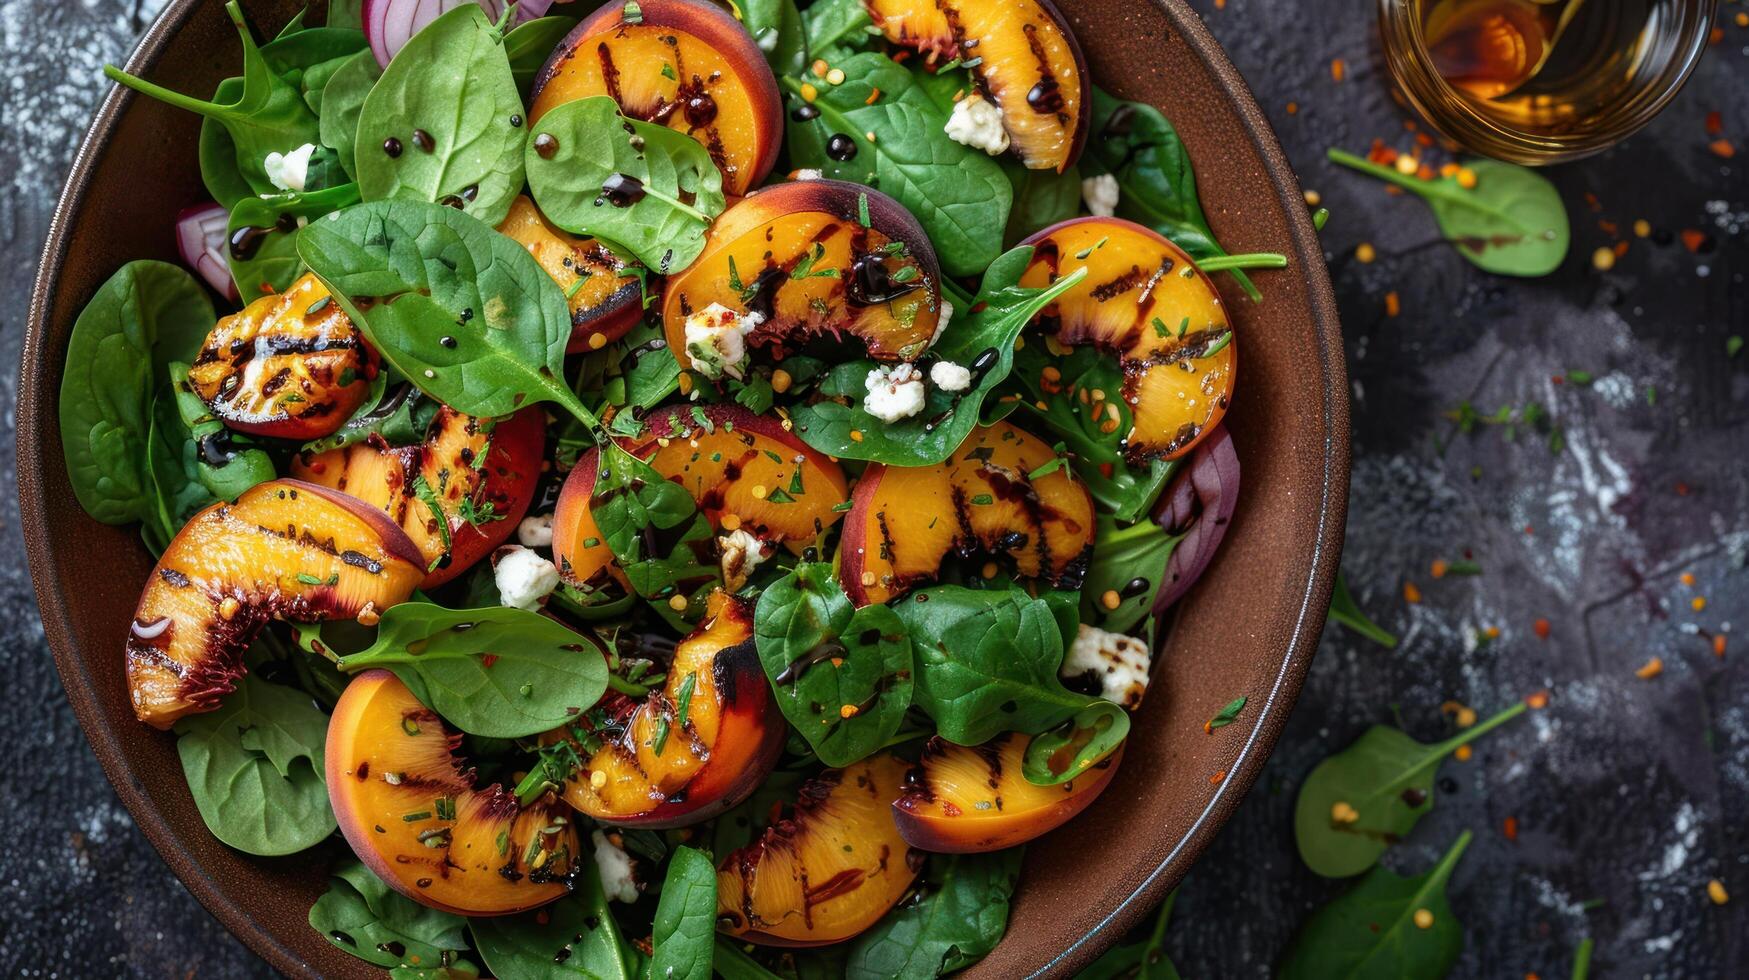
[59,0,1281,974]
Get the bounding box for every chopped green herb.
[970,493,994,506]
[674,672,697,728]
[1206,695,1247,731]
[858,192,871,228]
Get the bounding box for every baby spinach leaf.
[783,52,1012,277]
[739,0,808,77]
[1007,342,1175,523]
[1003,158,1083,248]
[504,16,579,100]
[1077,889,1181,980]
[173,672,335,855]
[297,198,601,429]
[355,4,526,226]
[326,0,366,32]
[167,362,276,501]
[1279,831,1473,980]
[472,860,634,980]
[1079,515,1184,632]
[1294,701,1526,878]
[754,564,915,767]
[107,2,322,203]
[390,963,480,980]
[650,846,717,980]
[300,380,434,454]
[524,96,727,274]
[844,849,1023,979]
[789,246,1085,467]
[589,443,721,623]
[713,940,785,980]
[262,24,369,110]
[227,181,362,300]
[1327,149,1569,277]
[893,585,1097,745]
[1022,700,1130,787]
[309,859,470,969]
[317,48,380,182]
[336,602,610,738]
[1082,89,1259,301]
[143,391,220,554]
[58,260,215,533]
[801,0,877,59]
[1328,572,1399,649]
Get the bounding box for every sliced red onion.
[1152,425,1240,612]
[175,202,239,303]
[366,0,505,68]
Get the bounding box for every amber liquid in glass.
[1416,0,1687,137]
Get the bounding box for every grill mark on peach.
[596,40,623,105]
[1020,22,1064,123]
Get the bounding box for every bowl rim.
[17,0,1347,974]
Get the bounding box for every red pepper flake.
[1503,816,1518,840]
[1709,26,1723,45]
[1404,581,1423,604]
[1614,240,1630,258]
[1415,132,1435,148]
[1525,690,1550,710]
[1715,634,1728,658]
[1681,228,1711,252]
[1583,191,1602,212]
[1385,291,1401,317]
[1675,481,1691,496]
[1286,101,1299,115]
[864,87,882,105]
[1331,58,1346,82]
[1209,770,1227,785]
[1709,139,1736,159]
[1525,524,1535,536]
[1534,618,1551,639]
[481,653,499,668]
[1430,559,1449,579]
[1705,111,1723,136]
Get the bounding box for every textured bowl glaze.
[17,0,1347,975]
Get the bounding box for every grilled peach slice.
[893,734,1122,853]
[497,196,644,353]
[839,419,1094,606]
[661,181,941,368]
[125,481,423,728]
[1019,217,1234,462]
[327,671,580,915]
[556,590,782,827]
[863,0,957,61]
[553,405,848,588]
[529,0,783,194]
[291,407,545,588]
[717,754,918,946]
[880,0,1089,171]
[186,273,377,440]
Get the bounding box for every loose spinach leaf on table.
[226,181,362,300]
[1294,701,1526,878]
[1079,514,1184,632]
[650,845,717,980]
[844,850,1023,979]
[472,860,634,980]
[1327,149,1569,277]
[58,260,215,535]
[789,245,1085,467]
[754,564,914,767]
[892,585,1099,746]
[309,859,471,969]
[1077,889,1181,980]
[167,362,277,501]
[1006,342,1176,523]
[297,198,602,429]
[174,672,335,855]
[108,2,324,206]
[504,16,579,100]
[355,4,526,226]
[316,48,380,182]
[335,602,610,738]
[1082,88,1260,301]
[1279,831,1473,980]
[1327,572,1399,649]
[525,95,726,274]
[783,51,1012,277]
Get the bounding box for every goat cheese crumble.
[930,359,972,392]
[591,830,640,904]
[944,94,1010,155]
[683,303,763,380]
[793,168,823,181]
[516,513,554,548]
[494,545,559,611]
[263,143,317,193]
[864,362,927,422]
[930,299,955,346]
[1061,624,1153,710]
[719,528,773,591]
[1081,173,1120,218]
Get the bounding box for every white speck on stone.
[944,94,1009,155]
[494,546,559,611]
[1081,173,1119,217]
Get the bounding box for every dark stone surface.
[2,0,1744,977]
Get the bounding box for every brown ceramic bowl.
[17,0,1346,975]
